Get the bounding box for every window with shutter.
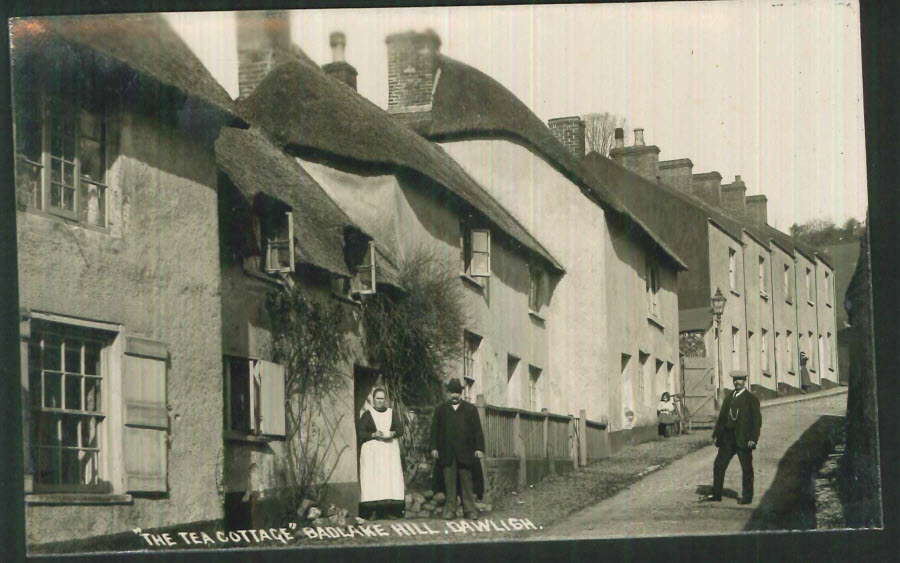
[265,211,294,274]
[470,229,491,277]
[225,356,286,439]
[123,337,168,493]
[355,241,376,295]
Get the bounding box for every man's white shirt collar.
[451,403,460,411]
[734,388,745,398]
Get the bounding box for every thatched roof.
[397,54,686,271]
[216,126,366,278]
[238,59,564,274]
[10,14,238,120]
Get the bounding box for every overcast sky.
[166,1,867,232]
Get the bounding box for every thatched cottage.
[12,14,241,545]
[383,31,688,443]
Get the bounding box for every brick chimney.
[721,174,747,216]
[691,171,723,207]
[609,127,660,182]
[746,194,768,224]
[547,116,586,158]
[614,127,625,149]
[658,159,694,193]
[386,30,441,114]
[322,31,358,90]
[236,10,292,98]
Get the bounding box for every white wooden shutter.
[124,337,168,492]
[471,229,490,277]
[259,360,286,438]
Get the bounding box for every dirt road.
[540,390,847,539]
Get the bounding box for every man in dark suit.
[430,378,485,520]
[701,371,762,505]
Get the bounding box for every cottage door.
[680,356,718,427]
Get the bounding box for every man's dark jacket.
[712,388,762,450]
[429,400,486,467]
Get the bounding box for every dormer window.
[461,223,491,278]
[254,195,294,274]
[355,241,376,295]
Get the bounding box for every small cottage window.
[528,365,542,411]
[225,356,285,438]
[728,248,737,292]
[15,97,108,227]
[529,263,543,313]
[355,241,376,295]
[461,224,491,278]
[264,211,294,274]
[462,332,482,401]
[784,264,792,303]
[645,261,660,318]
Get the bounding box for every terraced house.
[383,30,688,444]
[580,126,839,422]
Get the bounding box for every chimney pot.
[330,31,346,63]
[614,127,625,148]
[634,128,645,146]
[735,174,742,182]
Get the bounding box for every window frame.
[758,256,768,297]
[731,327,740,371]
[462,332,482,401]
[224,355,286,440]
[728,248,737,292]
[26,319,115,495]
[461,222,491,279]
[646,260,661,319]
[15,94,110,228]
[786,330,794,373]
[784,264,792,303]
[529,262,543,314]
[264,210,295,274]
[355,241,377,296]
[528,365,542,411]
[761,328,769,374]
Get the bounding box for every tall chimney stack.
[721,174,747,216]
[322,31,358,90]
[236,10,292,99]
[609,126,659,182]
[658,158,694,193]
[691,171,723,207]
[386,30,442,114]
[746,194,768,224]
[547,116,586,159]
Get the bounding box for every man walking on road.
[430,378,486,520]
[701,371,762,505]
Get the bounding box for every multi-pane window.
[808,331,815,370]
[528,365,542,411]
[728,249,737,291]
[761,329,769,373]
[15,97,108,227]
[461,224,491,278]
[28,326,107,493]
[646,261,660,318]
[263,211,294,274]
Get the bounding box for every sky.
[166,1,868,233]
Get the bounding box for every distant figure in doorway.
[430,378,485,520]
[657,392,677,437]
[357,387,405,519]
[701,372,762,505]
[799,351,812,393]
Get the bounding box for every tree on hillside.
[790,217,867,247]
[583,112,627,156]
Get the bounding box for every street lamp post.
[711,288,727,410]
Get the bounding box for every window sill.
[788,370,796,375]
[647,315,665,331]
[26,493,133,506]
[459,273,485,291]
[528,310,546,322]
[828,367,835,373]
[242,266,286,287]
[809,368,817,374]
[224,430,281,444]
[760,291,769,302]
[20,205,112,235]
[786,299,793,305]
[730,289,741,298]
[807,300,815,307]
[762,371,773,378]
[826,303,832,309]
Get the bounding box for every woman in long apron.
[357,387,406,519]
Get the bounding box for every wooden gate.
[681,356,718,427]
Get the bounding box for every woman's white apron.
[359,407,405,502]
